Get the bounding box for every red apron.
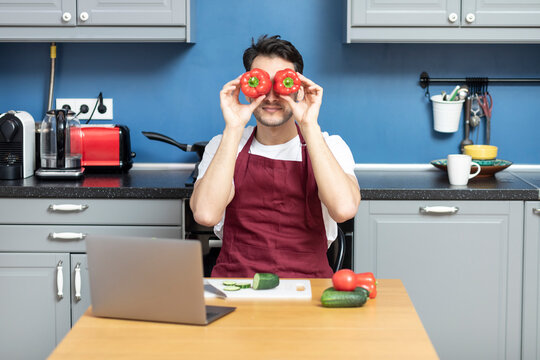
[211,125,333,278]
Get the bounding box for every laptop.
[85,235,235,325]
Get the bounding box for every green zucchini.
[252,273,279,290]
[320,287,368,308]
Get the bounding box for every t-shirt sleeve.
[195,134,223,180]
[324,134,356,176]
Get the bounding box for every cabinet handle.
[533,208,540,215]
[62,12,72,22]
[57,260,64,299]
[79,12,89,22]
[49,232,87,241]
[465,13,476,23]
[448,13,458,23]
[74,263,81,301]
[48,204,89,212]
[419,206,459,215]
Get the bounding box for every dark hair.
[243,35,304,74]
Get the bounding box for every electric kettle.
[36,109,84,178]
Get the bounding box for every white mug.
[447,154,481,185]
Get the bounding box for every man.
[190,35,360,278]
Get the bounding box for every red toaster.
[80,125,135,172]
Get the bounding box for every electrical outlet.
[56,98,113,120]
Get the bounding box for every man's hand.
[279,73,323,129]
[220,74,266,129]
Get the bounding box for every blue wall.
[1,0,539,164]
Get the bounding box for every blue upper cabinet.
[0,0,194,42]
[346,0,540,43]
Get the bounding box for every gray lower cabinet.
[0,253,71,360]
[354,200,523,360]
[522,202,540,360]
[0,0,193,42]
[346,0,540,43]
[0,198,183,360]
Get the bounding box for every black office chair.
[327,227,346,272]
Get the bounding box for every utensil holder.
[431,95,465,133]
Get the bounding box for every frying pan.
[141,131,208,161]
[142,131,208,186]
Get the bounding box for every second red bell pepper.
[240,68,272,98]
[273,68,301,95]
[356,272,377,299]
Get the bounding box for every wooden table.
[48,279,438,359]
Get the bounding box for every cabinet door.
[0,0,76,26]
[462,0,540,27]
[77,0,186,26]
[522,202,540,360]
[355,201,523,360]
[0,253,71,360]
[71,254,91,326]
[350,0,460,27]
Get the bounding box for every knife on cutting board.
[204,280,227,298]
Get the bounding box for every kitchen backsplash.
[1,0,539,164]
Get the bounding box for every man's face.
[249,55,298,127]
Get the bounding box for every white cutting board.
[204,279,312,299]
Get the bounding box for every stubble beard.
[252,94,298,128]
[253,106,294,127]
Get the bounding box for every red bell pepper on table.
[273,68,301,95]
[356,272,377,299]
[240,68,272,98]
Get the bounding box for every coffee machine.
[36,109,84,178]
[0,110,36,180]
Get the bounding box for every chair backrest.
[326,227,346,272]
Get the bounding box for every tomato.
[332,269,357,291]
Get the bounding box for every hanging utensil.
[470,94,482,128]
[460,97,473,152]
[478,93,493,144]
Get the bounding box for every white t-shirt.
[196,126,356,243]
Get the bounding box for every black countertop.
[356,169,539,201]
[512,171,540,190]
[0,169,194,199]
[0,166,538,201]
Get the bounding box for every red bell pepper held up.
[356,272,377,299]
[240,68,272,98]
[273,68,301,95]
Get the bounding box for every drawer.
[368,200,514,215]
[0,198,182,225]
[0,225,182,252]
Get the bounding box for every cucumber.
[252,273,279,290]
[320,287,368,308]
[222,280,237,286]
[223,285,241,291]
